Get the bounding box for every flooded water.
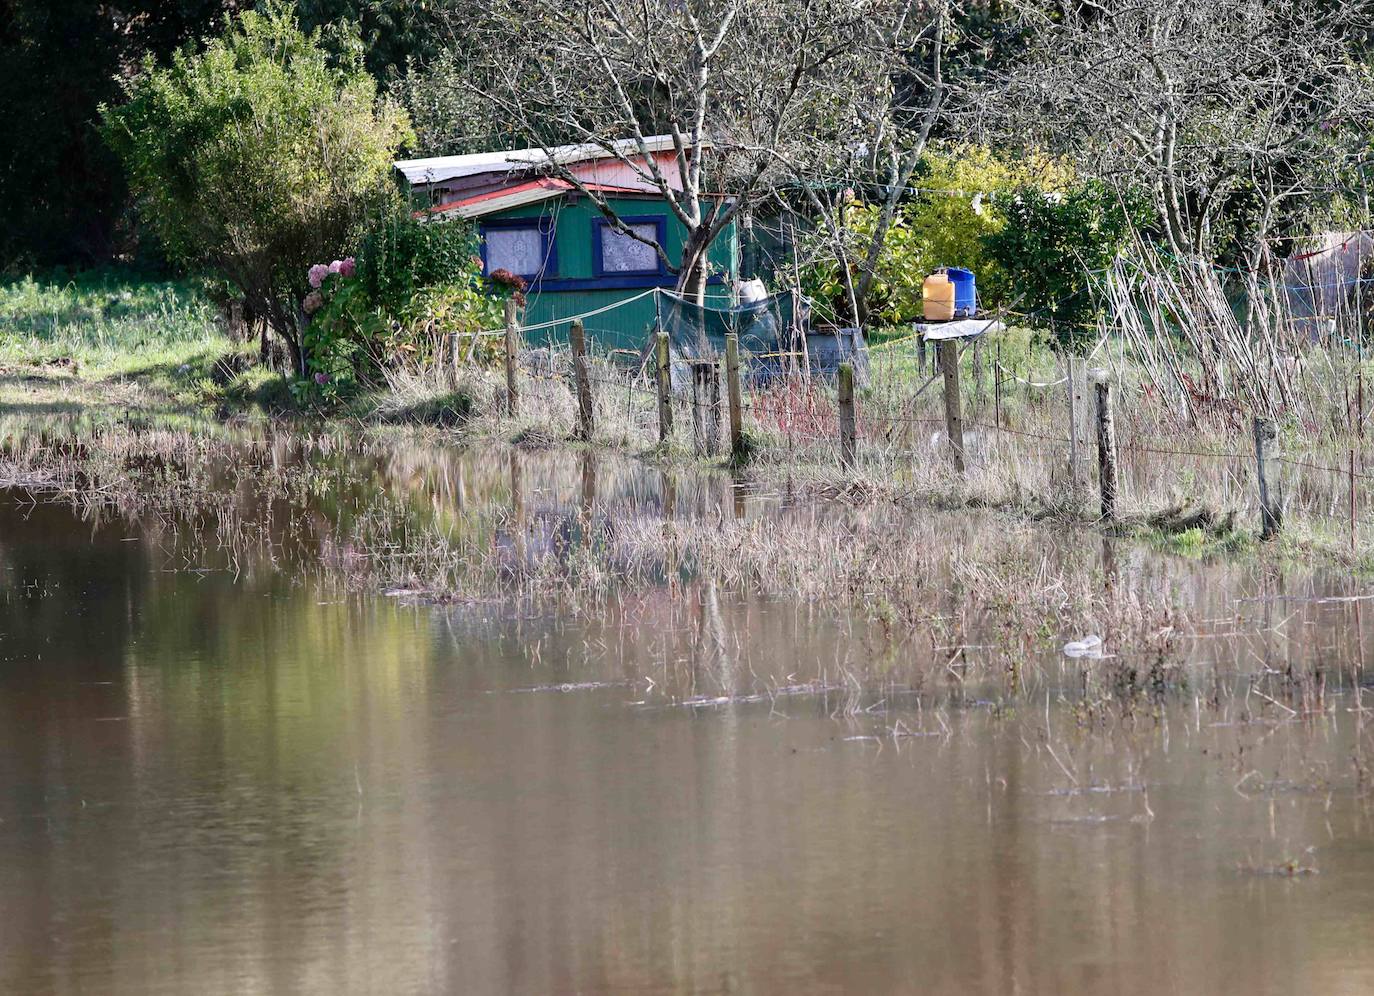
[3,431,1374,994]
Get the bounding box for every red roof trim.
[422,179,658,218]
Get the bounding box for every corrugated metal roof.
[394,135,680,187]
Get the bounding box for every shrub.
[799,144,1073,326]
[100,1,412,376]
[291,215,509,405]
[982,182,1147,353]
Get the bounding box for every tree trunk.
[676,235,709,306]
[676,233,711,357]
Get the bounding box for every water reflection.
[1,436,1373,993]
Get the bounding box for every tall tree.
[982,0,1374,259]
[428,0,893,304]
[0,1,239,267]
[293,0,442,79]
[767,0,1030,325]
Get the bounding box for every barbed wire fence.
[441,288,1373,558]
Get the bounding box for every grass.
[4,268,1374,576]
[0,413,1364,727]
[0,268,269,415]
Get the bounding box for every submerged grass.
[4,409,1374,808]
[3,268,1373,578]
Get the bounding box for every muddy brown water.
[3,436,1374,994]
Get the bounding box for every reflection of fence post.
[1091,368,1118,522]
[503,298,520,417]
[938,339,965,473]
[725,333,744,460]
[569,319,594,440]
[655,331,672,445]
[837,362,857,467]
[1254,416,1282,540]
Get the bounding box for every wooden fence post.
[569,319,594,440]
[1091,368,1118,522]
[1066,354,1091,490]
[655,331,673,445]
[973,337,985,414]
[837,362,857,467]
[938,339,965,472]
[725,333,744,460]
[1254,416,1282,540]
[503,298,520,417]
[690,360,721,456]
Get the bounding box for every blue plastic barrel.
[946,267,977,317]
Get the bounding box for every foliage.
[903,146,1073,305]
[799,145,1072,325]
[0,0,450,269]
[100,2,412,375]
[0,0,237,268]
[292,0,441,80]
[982,182,1146,353]
[291,216,507,406]
[800,201,923,326]
[354,211,490,318]
[989,0,1374,258]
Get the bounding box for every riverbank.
[4,267,1373,577]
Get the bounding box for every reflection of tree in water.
[0,494,153,986]
[0,494,148,687]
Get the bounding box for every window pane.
[600,222,659,273]
[485,227,545,276]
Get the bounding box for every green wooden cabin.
[394,139,739,352]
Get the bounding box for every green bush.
[100,1,412,376]
[982,182,1147,353]
[292,215,509,406]
[355,211,488,316]
[799,145,1073,326]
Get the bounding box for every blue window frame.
[592,216,669,278]
[479,217,557,282]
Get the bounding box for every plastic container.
[922,271,955,321]
[946,267,977,317]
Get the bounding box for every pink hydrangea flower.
[339,257,356,278]
[302,290,324,315]
[328,260,343,275]
[308,263,329,289]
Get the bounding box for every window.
[481,221,555,279]
[593,217,667,276]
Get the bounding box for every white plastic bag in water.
[1062,635,1104,659]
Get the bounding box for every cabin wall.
[482,195,738,351]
